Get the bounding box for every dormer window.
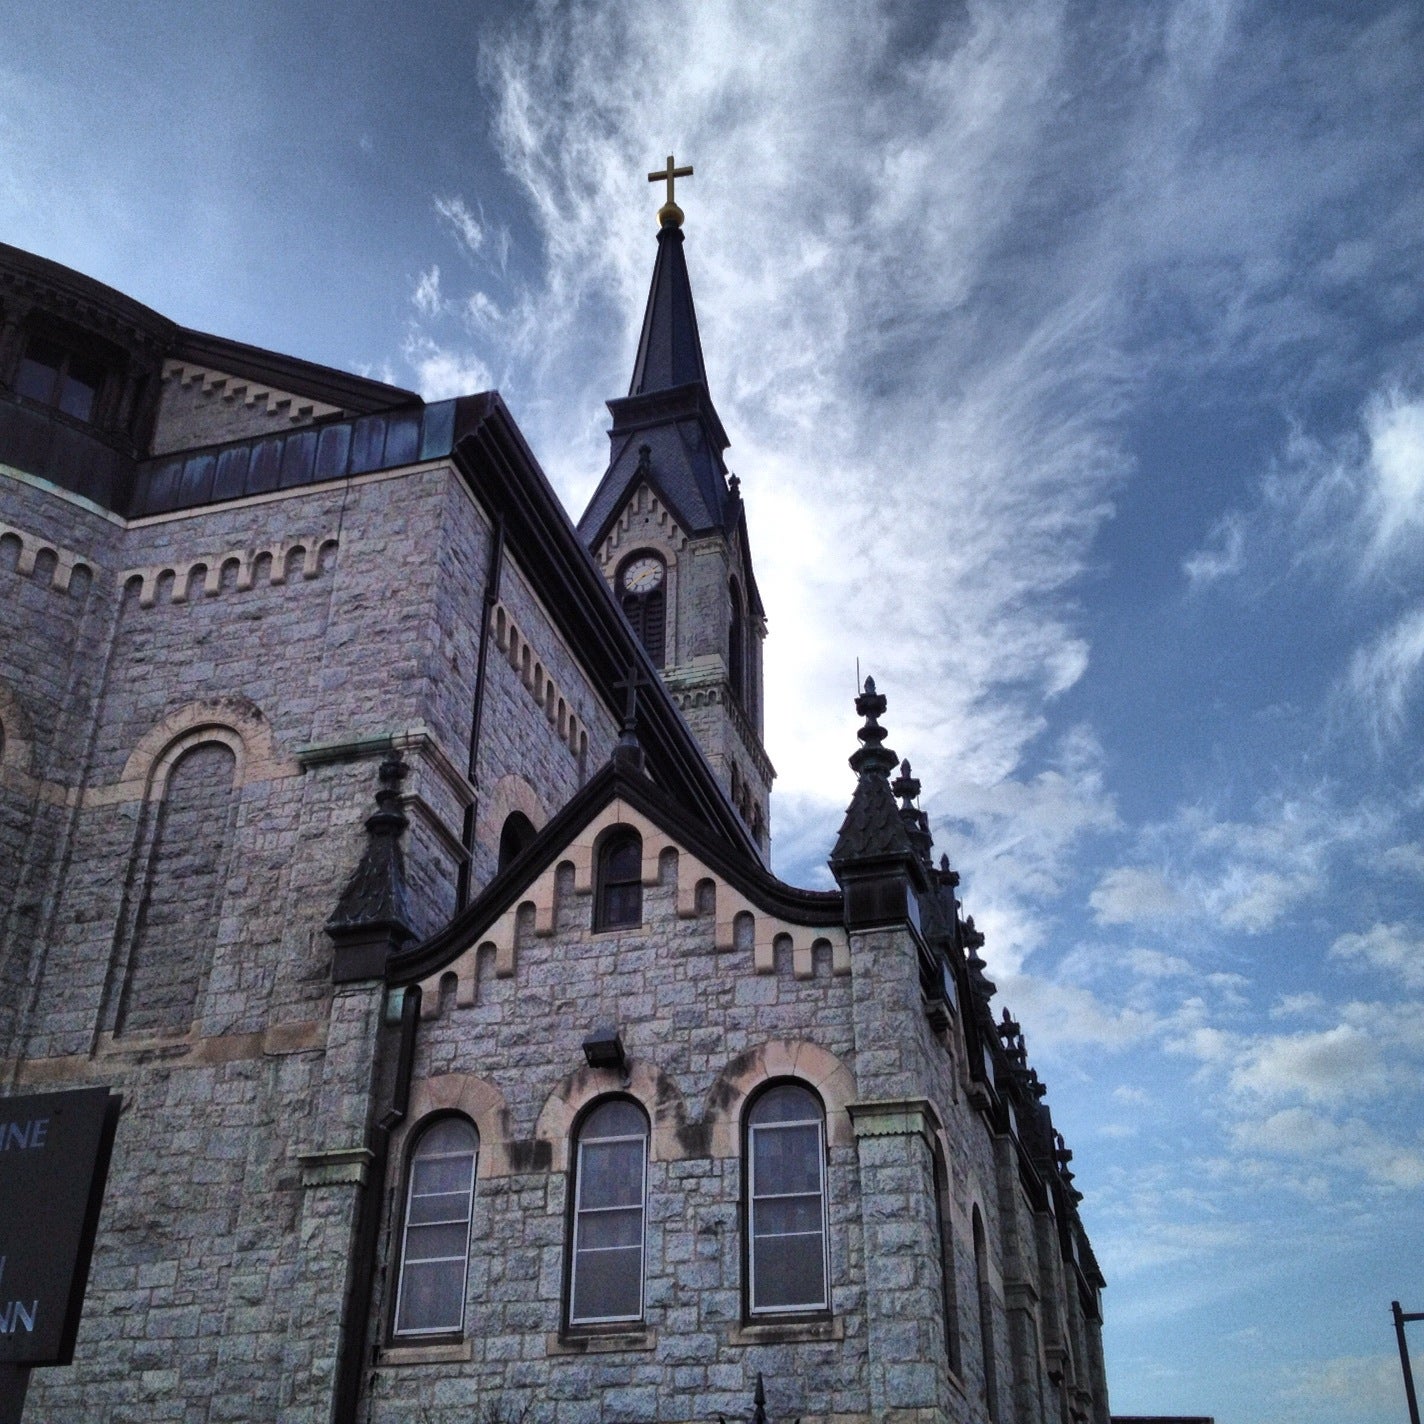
[14,334,106,424]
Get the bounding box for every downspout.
[456,512,505,908]
[332,981,421,1424]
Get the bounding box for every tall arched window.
[973,1204,1000,1420]
[746,1083,829,1315]
[616,551,666,666]
[568,1098,649,1326]
[595,829,642,930]
[728,578,745,709]
[393,1116,479,1338]
[497,810,537,871]
[935,1145,963,1376]
[119,739,237,1035]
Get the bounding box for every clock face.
[621,556,665,595]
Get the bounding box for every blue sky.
[5,2,1422,1418]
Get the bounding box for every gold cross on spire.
[648,154,693,229]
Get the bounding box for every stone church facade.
[0,197,1109,1423]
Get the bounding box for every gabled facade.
[0,212,1109,1424]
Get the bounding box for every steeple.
[580,163,774,859]
[577,161,738,548]
[627,219,710,396]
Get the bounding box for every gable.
[408,794,849,1019]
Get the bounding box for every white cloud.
[401,336,492,402]
[1331,922,1424,990]
[1230,1024,1389,1105]
[1182,509,1246,587]
[1233,1107,1424,1190]
[1090,866,1189,925]
[412,265,443,318]
[1363,388,1424,567]
[434,194,484,256]
[1346,603,1424,745]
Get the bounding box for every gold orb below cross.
[649,154,693,228]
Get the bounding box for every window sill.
[729,1316,844,1346]
[379,1339,473,1366]
[547,1327,657,1355]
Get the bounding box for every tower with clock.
[578,158,774,856]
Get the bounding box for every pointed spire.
[327,755,416,982]
[830,676,915,869]
[628,222,709,396]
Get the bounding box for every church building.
[0,168,1110,1423]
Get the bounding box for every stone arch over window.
[566,1096,649,1328]
[744,1080,830,1316]
[116,734,239,1036]
[391,1114,479,1339]
[701,1040,856,1158]
[534,1060,688,1172]
[594,826,642,930]
[616,549,666,666]
[973,1202,1000,1421]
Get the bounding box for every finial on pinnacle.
[849,675,898,779]
[649,153,693,228]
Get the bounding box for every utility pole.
[1394,1300,1423,1424]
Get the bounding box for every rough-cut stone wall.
[365,846,862,1424]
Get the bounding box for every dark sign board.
[0,1087,119,1366]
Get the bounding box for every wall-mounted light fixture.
[582,1027,627,1076]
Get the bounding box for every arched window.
[595,830,642,930]
[616,551,666,666]
[974,1205,1000,1420]
[728,578,745,708]
[568,1098,649,1325]
[393,1117,479,1338]
[119,739,237,1035]
[746,1083,829,1315]
[935,1145,963,1377]
[497,810,537,871]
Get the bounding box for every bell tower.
[578,158,773,856]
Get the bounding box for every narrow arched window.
[747,1083,828,1314]
[393,1117,478,1338]
[568,1098,649,1325]
[728,578,745,708]
[617,551,666,665]
[595,829,642,930]
[497,810,537,871]
[974,1204,1000,1420]
[935,1145,963,1377]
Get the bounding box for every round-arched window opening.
[616,551,666,666]
[498,811,537,871]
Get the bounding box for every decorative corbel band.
[846,1097,940,1145]
[298,1146,374,1189]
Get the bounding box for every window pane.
[404,1221,470,1260]
[411,1154,475,1197]
[583,1100,646,1141]
[579,1138,644,1209]
[395,1258,466,1334]
[750,1085,820,1124]
[59,370,99,421]
[572,1243,642,1321]
[605,839,641,880]
[754,1193,825,1236]
[753,1232,826,1311]
[409,1190,476,1227]
[15,339,63,403]
[754,1123,822,1195]
[577,1206,643,1251]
